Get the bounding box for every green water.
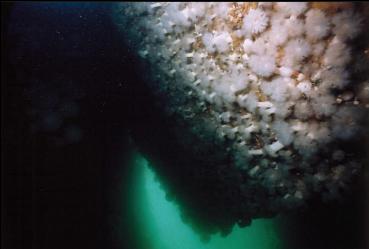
[127,154,284,249]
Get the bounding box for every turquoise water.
[127,154,284,249]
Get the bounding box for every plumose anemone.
[113,2,369,237]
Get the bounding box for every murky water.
[3,2,368,249]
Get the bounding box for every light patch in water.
[129,155,284,249]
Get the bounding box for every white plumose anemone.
[248,54,276,77]
[285,38,312,62]
[332,10,362,40]
[305,9,331,41]
[242,8,269,35]
[275,2,308,16]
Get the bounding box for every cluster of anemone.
[115,2,369,222]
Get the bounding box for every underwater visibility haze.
[2,2,369,249]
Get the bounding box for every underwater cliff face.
[113,2,369,235]
[2,2,369,249]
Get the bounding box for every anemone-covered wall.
[113,2,369,235]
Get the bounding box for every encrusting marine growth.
[114,2,369,234]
